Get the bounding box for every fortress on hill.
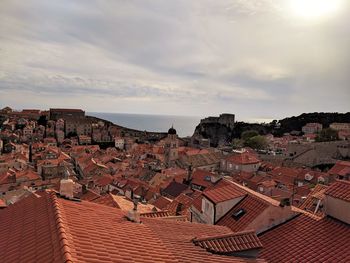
[200,113,235,130]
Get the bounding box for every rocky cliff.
[192,122,234,147]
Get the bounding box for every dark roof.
[50,108,84,113]
[162,181,189,198]
[168,126,177,135]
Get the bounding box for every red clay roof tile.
[226,152,261,165]
[203,183,246,204]
[259,214,350,263]
[299,184,328,216]
[152,196,172,210]
[217,195,269,232]
[325,180,350,202]
[0,191,263,263]
[193,230,263,254]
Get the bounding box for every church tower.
[165,126,178,167]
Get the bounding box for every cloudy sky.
[0,0,349,121]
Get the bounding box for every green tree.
[244,135,268,150]
[241,130,259,141]
[316,128,338,142]
[232,138,244,149]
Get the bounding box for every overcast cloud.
[0,0,349,121]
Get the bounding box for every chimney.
[187,165,193,181]
[60,179,74,199]
[126,198,140,223]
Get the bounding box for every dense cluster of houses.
[1,107,350,262]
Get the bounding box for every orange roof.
[191,169,217,189]
[91,193,121,208]
[140,210,171,218]
[299,184,328,216]
[152,196,172,210]
[193,230,263,254]
[80,189,101,201]
[0,192,263,263]
[328,161,350,176]
[204,183,246,204]
[325,180,350,202]
[15,169,40,181]
[226,152,261,165]
[167,191,202,216]
[0,199,6,208]
[259,214,350,263]
[217,195,269,232]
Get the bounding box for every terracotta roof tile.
[140,210,171,218]
[0,191,263,263]
[0,198,7,208]
[226,152,261,165]
[91,193,121,208]
[259,214,350,263]
[193,230,263,254]
[0,193,68,263]
[152,196,172,210]
[299,184,328,216]
[192,194,203,212]
[325,180,350,202]
[191,169,217,189]
[80,189,101,201]
[203,183,246,204]
[167,191,202,217]
[328,161,350,176]
[217,195,269,232]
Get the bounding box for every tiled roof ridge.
[49,192,74,263]
[257,213,302,237]
[140,210,171,218]
[227,180,279,207]
[193,229,258,242]
[324,180,350,202]
[192,229,263,255]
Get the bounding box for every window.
[205,202,209,211]
[232,209,246,220]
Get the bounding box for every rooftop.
[217,195,269,232]
[193,230,263,255]
[325,180,350,202]
[259,214,350,263]
[203,183,246,204]
[0,191,263,263]
[226,152,261,165]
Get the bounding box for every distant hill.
[192,112,350,146]
[276,112,350,136]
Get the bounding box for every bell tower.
[165,126,178,167]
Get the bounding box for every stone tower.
[165,126,178,167]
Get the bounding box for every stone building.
[200,113,235,129]
[49,108,85,121]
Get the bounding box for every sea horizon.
[88,111,275,137]
[88,112,203,137]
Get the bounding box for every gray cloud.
[0,0,349,119]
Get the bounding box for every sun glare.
[289,0,343,20]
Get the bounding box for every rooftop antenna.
[133,197,138,211]
[64,166,71,180]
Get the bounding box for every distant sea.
[88,112,202,137]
